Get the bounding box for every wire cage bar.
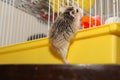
[0,0,120,47]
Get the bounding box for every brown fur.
[49,6,82,64]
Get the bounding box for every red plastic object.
[38,11,57,22]
[81,15,101,28]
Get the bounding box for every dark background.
[0,64,120,80]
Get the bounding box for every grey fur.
[49,6,82,64]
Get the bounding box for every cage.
[0,0,120,64]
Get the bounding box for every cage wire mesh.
[0,0,120,46]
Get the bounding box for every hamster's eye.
[76,9,79,12]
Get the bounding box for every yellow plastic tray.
[0,23,120,64]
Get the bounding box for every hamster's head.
[63,6,82,20]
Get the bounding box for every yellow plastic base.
[0,23,120,64]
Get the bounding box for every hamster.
[49,6,82,64]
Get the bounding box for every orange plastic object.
[81,15,101,28]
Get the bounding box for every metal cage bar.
[0,0,120,46]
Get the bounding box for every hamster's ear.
[74,2,79,8]
[70,10,75,17]
[60,6,66,13]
